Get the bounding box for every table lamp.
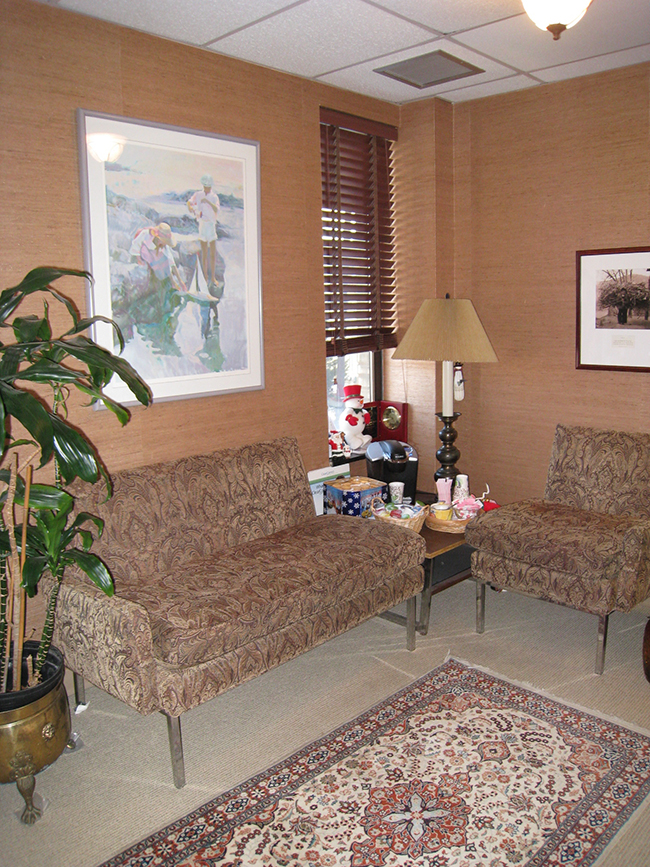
[392,295,497,480]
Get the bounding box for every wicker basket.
[424,513,470,534]
[371,497,428,533]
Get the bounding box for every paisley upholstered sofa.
[466,424,650,674]
[52,437,426,787]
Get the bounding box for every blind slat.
[320,113,397,358]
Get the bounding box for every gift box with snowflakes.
[324,476,387,518]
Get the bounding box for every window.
[326,351,374,432]
[320,108,398,358]
[320,108,398,434]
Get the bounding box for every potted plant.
[0,266,151,823]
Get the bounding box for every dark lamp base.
[434,412,461,481]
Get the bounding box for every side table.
[418,525,472,635]
[378,524,472,637]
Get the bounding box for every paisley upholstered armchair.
[465,424,650,674]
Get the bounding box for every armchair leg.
[164,713,186,789]
[73,672,87,710]
[476,581,486,634]
[406,595,416,651]
[595,614,609,676]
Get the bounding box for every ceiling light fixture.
[522,0,593,40]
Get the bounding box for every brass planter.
[0,641,71,824]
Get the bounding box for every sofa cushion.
[544,424,650,517]
[115,515,426,666]
[466,499,649,577]
[470,550,623,617]
[71,438,317,580]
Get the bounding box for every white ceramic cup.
[389,481,405,504]
[453,474,470,501]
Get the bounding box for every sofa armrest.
[618,522,650,609]
[52,577,161,715]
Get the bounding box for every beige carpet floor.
[2,579,649,867]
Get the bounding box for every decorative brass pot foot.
[0,642,71,825]
[16,773,41,825]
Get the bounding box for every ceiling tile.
[368,0,524,34]
[534,44,650,84]
[440,75,539,103]
[454,2,650,72]
[57,0,299,46]
[205,0,436,77]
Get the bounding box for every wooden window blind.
[320,108,398,358]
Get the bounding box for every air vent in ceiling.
[374,50,484,89]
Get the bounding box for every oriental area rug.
[101,660,650,867]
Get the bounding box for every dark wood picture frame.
[576,246,650,371]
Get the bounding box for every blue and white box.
[324,476,387,518]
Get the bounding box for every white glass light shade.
[86,133,125,163]
[522,0,592,31]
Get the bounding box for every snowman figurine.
[338,384,372,452]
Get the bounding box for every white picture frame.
[77,109,264,404]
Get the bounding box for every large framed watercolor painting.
[576,246,650,371]
[77,109,263,404]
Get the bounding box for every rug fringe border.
[444,652,650,738]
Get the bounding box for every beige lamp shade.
[392,298,497,363]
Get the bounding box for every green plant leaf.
[70,510,104,538]
[0,474,73,510]
[64,315,126,353]
[20,555,48,597]
[73,381,131,426]
[33,509,68,559]
[12,314,52,344]
[0,345,26,381]
[28,485,73,510]
[16,358,86,384]
[0,382,53,464]
[64,549,114,596]
[50,412,101,484]
[0,267,89,324]
[74,527,94,551]
[54,337,152,408]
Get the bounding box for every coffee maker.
[365,440,419,503]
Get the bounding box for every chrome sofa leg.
[164,713,186,788]
[73,672,87,709]
[595,614,609,676]
[476,581,486,634]
[406,595,416,651]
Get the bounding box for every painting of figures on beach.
[78,112,263,403]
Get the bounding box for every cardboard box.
[324,476,387,518]
[308,464,351,516]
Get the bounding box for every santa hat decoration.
[343,384,364,402]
